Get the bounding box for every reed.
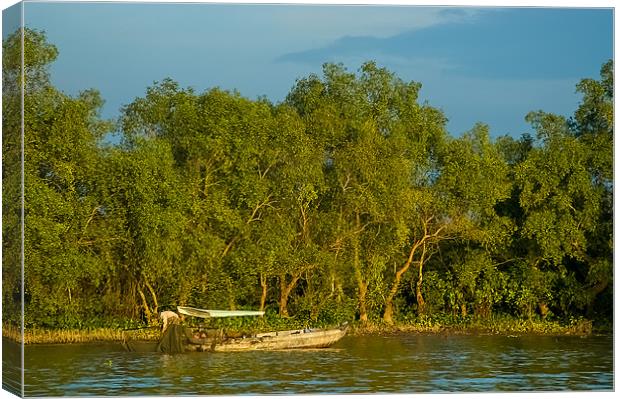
[2,323,161,344]
[346,315,595,337]
[23,328,121,344]
[2,323,23,343]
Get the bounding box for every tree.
[517,112,600,261]
[498,62,613,320]
[3,28,114,327]
[570,60,613,318]
[2,27,58,95]
[1,29,28,325]
[431,124,514,317]
[95,140,187,322]
[572,59,613,185]
[287,62,450,323]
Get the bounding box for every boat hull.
[186,326,347,352]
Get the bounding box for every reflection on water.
[15,333,614,396]
[2,337,22,396]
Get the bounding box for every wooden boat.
[186,325,348,352]
[175,306,348,352]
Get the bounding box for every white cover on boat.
[177,306,265,318]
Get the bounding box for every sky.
[1,0,614,138]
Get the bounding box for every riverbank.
[3,315,602,344]
[350,316,597,337]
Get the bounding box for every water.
[3,333,614,396]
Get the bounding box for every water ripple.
[18,334,614,396]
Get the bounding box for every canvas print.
[1,0,614,396]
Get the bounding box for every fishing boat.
[170,306,348,353]
[186,324,348,352]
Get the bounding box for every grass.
[349,314,596,337]
[2,323,161,344]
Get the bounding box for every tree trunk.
[279,273,301,317]
[391,217,443,318]
[127,281,139,319]
[259,274,268,312]
[358,280,369,323]
[384,240,427,324]
[144,277,158,316]
[137,285,153,324]
[221,236,238,258]
[279,296,289,317]
[416,277,426,315]
[416,245,428,316]
[383,270,403,325]
[352,212,369,323]
[383,300,394,325]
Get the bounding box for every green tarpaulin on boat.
[156,324,192,354]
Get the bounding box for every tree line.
[2,29,613,330]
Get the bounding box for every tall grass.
[348,314,595,336]
[2,323,23,343]
[2,323,161,344]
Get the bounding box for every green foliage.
[517,112,600,264]
[3,30,612,331]
[2,27,58,94]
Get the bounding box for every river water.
[2,333,614,396]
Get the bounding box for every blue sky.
[3,1,614,137]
